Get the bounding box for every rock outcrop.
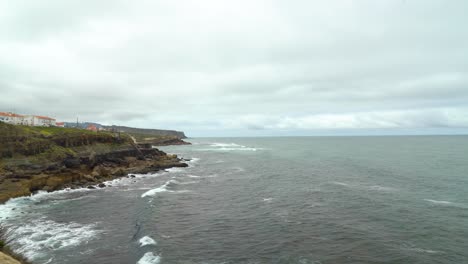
[103,125,187,139]
[0,146,187,203]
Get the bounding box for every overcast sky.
[1,0,467,136]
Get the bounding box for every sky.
[1,0,467,137]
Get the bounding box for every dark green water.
[1,136,468,263]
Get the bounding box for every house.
[86,124,98,132]
[32,115,56,126]
[1,111,57,127]
[55,122,65,127]
[0,112,26,125]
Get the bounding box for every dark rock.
[63,158,81,168]
[87,186,96,189]
[130,175,136,178]
[98,183,106,188]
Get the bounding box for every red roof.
[34,115,55,120]
[86,124,98,131]
[56,122,65,125]
[0,112,24,117]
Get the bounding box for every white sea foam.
[0,188,92,220]
[402,243,443,254]
[367,185,397,192]
[408,248,442,254]
[187,174,201,178]
[204,142,260,152]
[331,181,350,186]
[423,199,467,209]
[424,199,454,205]
[141,180,175,197]
[178,181,199,185]
[165,167,185,173]
[3,217,100,261]
[262,198,274,202]
[139,236,157,247]
[187,157,200,164]
[137,252,161,264]
[211,143,243,147]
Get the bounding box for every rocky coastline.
[0,146,188,263]
[0,123,191,263]
[0,146,188,204]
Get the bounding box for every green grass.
[0,122,132,159]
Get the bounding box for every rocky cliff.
[0,123,188,203]
[103,125,187,139]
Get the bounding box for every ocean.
[1,136,467,264]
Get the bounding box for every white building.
[23,115,56,126]
[0,112,56,126]
[0,112,26,125]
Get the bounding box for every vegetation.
[0,122,131,159]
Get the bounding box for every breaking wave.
[2,217,101,263]
[200,142,260,152]
[139,236,157,247]
[137,252,161,264]
[141,180,177,197]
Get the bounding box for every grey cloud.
[1,0,468,135]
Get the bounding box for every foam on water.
[165,167,185,173]
[0,188,92,220]
[201,142,260,152]
[330,181,350,187]
[423,199,468,209]
[367,185,397,192]
[137,252,161,264]
[187,157,200,165]
[424,199,453,205]
[139,236,157,247]
[3,217,100,262]
[141,180,180,197]
[210,143,243,147]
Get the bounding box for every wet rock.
[98,183,106,188]
[87,186,96,189]
[63,158,81,168]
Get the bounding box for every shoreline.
[0,145,189,264]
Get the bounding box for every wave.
[329,182,396,192]
[165,167,185,173]
[139,236,157,247]
[424,199,468,209]
[186,174,217,179]
[140,179,190,197]
[401,243,443,254]
[137,252,161,264]
[187,157,200,165]
[201,142,260,152]
[330,181,350,187]
[210,143,243,147]
[367,185,397,192]
[141,180,176,197]
[178,181,199,185]
[408,248,442,254]
[0,188,92,220]
[424,199,453,205]
[2,217,101,262]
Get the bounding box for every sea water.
[1,136,468,264]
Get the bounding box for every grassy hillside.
[0,122,131,160]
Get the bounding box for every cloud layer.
[1,0,467,136]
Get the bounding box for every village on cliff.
[0,111,101,131]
